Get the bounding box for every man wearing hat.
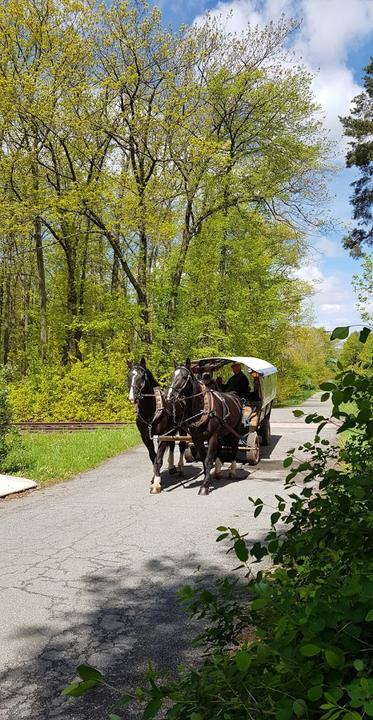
[224,362,250,400]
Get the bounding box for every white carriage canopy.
[191,356,277,407]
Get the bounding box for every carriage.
[155,355,277,467]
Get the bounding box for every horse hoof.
[150,485,161,494]
[198,486,210,496]
[168,466,177,475]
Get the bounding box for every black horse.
[167,359,243,495]
[128,359,186,494]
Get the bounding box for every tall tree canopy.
[340,58,373,256]
[0,0,328,392]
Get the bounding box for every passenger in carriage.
[201,372,218,390]
[247,371,261,401]
[224,362,250,400]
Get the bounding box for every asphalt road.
[0,394,335,720]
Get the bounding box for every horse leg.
[199,432,218,496]
[151,441,168,494]
[138,422,156,464]
[228,436,240,478]
[213,456,223,478]
[190,430,206,482]
[177,442,186,476]
[168,442,177,475]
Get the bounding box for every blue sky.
[155,0,372,330]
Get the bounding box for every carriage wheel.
[246,433,260,465]
[261,416,271,446]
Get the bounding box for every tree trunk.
[34,216,48,361]
[111,251,120,293]
[61,243,82,364]
[166,207,194,326]
[32,159,48,362]
[138,229,151,343]
[2,270,11,365]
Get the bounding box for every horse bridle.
[168,365,195,401]
[129,366,150,402]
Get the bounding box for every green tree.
[352,253,373,325]
[340,58,373,256]
[0,0,332,411]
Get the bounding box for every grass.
[1,426,140,486]
[275,386,316,407]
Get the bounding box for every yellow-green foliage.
[8,354,136,422]
[339,331,373,372]
[7,328,335,421]
[276,326,333,404]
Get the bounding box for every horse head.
[128,361,148,403]
[166,358,193,401]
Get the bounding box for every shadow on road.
[160,433,283,494]
[0,552,248,720]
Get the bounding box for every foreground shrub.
[64,326,372,719]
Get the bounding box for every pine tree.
[340,58,373,256]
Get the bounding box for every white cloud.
[314,238,344,258]
[295,0,373,65]
[320,303,342,313]
[294,264,323,283]
[193,0,373,148]
[295,263,364,329]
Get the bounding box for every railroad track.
[15,421,135,432]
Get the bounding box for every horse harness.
[187,382,243,438]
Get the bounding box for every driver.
[224,362,249,400]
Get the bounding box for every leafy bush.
[64,326,373,719]
[0,385,13,460]
[0,383,29,473]
[7,353,136,422]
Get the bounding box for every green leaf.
[308,686,323,701]
[235,649,251,672]
[330,326,349,340]
[216,526,227,532]
[271,511,281,525]
[353,660,365,671]
[342,713,362,719]
[320,382,337,390]
[112,694,132,709]
[359,327,370,343]
[300,643,321,657]
[276,707,293,720]
[254,504,263,517]
[365,609,373,621]
[109,715,121,720]
[251,597,268,610]
[293,409,304,417]
[325,648,345,669]
[234,538,249,562]
[216,533,229,542]
[62,679,98,697]
[143,698,162,720]
[77,665,102,682]
[293,699,307,717]
[283,456,293,468]
[190,714,203,720]
[364,700,373,717]
[321,392,330,401]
